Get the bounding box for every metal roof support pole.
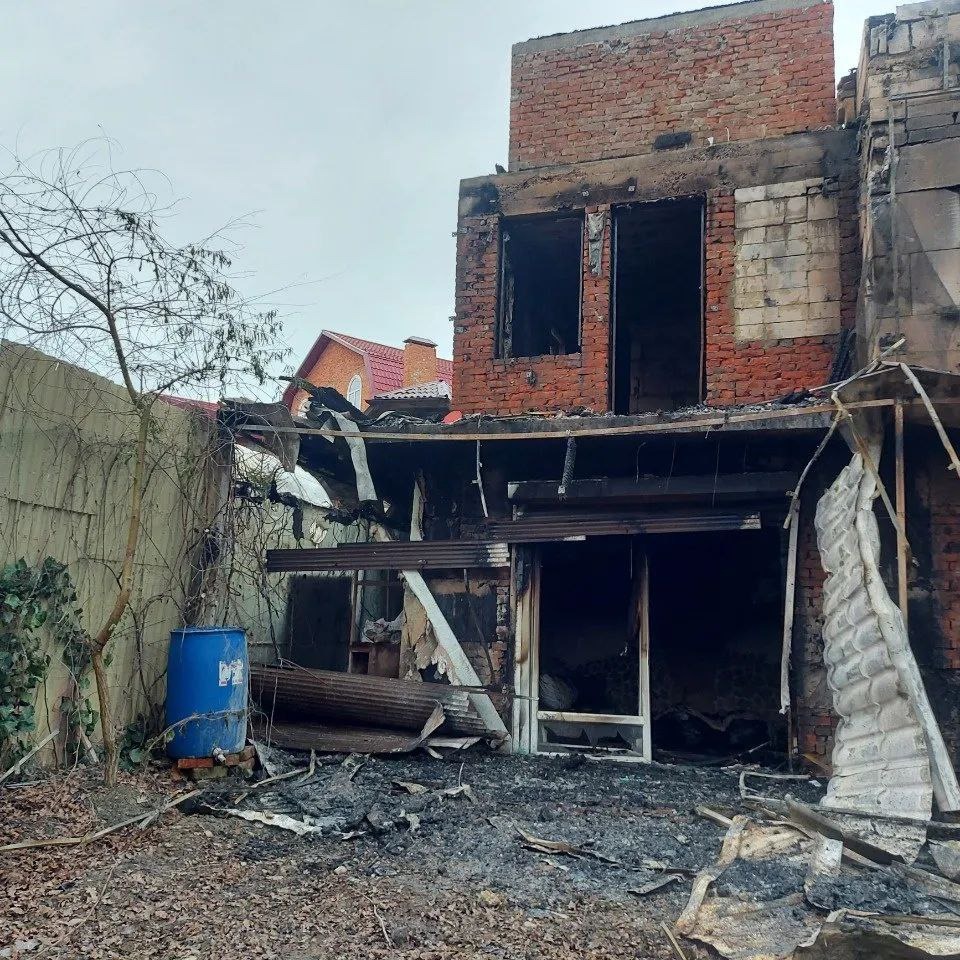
[895,399,908,631]
[780,501,800,772]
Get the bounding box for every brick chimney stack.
[403,337,438,386]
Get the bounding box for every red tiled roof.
[159,394,219,419]
[282,329,452,406]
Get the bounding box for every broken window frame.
[495,211,585,360]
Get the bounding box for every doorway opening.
[536,537,644,752]
[648,529,784,763]
[286,574,352,671]
[611,198,705,414]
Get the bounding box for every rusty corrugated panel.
[250,664,493,736]
[483,510,761,543]
[250,718,425,754]
[266,540,509,572]
[815,453,933,820]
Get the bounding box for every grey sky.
[2,1,877,386]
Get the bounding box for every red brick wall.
[453,185,855,416]
[453,212,610,415]
[509,1,836,170]
[703,191,849,405]
[288,341,367,415]
[403,341,439,386]
[792,496,834,768]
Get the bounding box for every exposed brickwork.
[403,339,439,387]
[453,211,610,415]
[288,341,368,416]
[793,493,833,768]
[703,190,849,405]
[510,1,836,170]
[453,183,857,415]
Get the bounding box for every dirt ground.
[0,752,824,960]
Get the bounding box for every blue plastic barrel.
[165,627,248,759]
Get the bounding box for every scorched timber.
[250,664,494,737]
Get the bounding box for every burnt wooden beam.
[507,472,798,505]
[459,129,857,218]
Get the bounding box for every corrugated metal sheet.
[266,540,510,572]
[250,664,493,735]
[483,510,762,543]
[815,453,933,820]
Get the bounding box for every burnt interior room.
[612,197,704,414]
[648,528,784,761]
[287,575,352,671]
[538,536,639,716]
[498,212,582,358]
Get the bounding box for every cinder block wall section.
[854,1,960,368]
[509,0,837,170]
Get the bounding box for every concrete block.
[906,112,958,130]
[735,185,768,203]
[785,196,809,223]
[871,24,889,56]
[737,307,766,328]
[766,179,810,199]
[898,189,960,251]
[898,139,960,191]
[809,232,839,254]
[766,224,789,242]
[734,322,767,342]
[889,22,913,54]
[737,226,767,245]
[765,269,809,289]
[735,289,771,310]
[809,269,843,299]
[808,195,838,221]
[907,124,960,144]
[770,316,840,339]
[897,1,960,21]
[784,238,812,256]
[890,76,945,97]
[763,286,807,307]
[736,275,769,295]
[737,242,771,262]
[907,92,960,117]
[809,301,843,321]
[735,259,766,278]
[927,248,960,303]
[785,222,811,240]
[737,198,787,228]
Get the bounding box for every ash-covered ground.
[0,752,839,960]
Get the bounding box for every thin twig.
[0,729,59,785]
[660,921,689,960]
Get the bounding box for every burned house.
[237,0,960,817]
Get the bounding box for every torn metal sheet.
[330,411,378,503]
[815,451,960,817]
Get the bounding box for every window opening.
[498,212,583,358]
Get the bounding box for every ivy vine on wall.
[0,557,97,761]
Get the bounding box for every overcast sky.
[2,0,877,382]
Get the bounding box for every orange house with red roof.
[282,330,453,416]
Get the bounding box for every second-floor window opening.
[497,212,582,359]
[611,197,705,415]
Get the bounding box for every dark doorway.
[648,529,784,762]
[538,537,639,716]
[611,198,704,414]
[498,212,583,358]
[287,575,352,671]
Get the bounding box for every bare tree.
[0,143,286,783]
